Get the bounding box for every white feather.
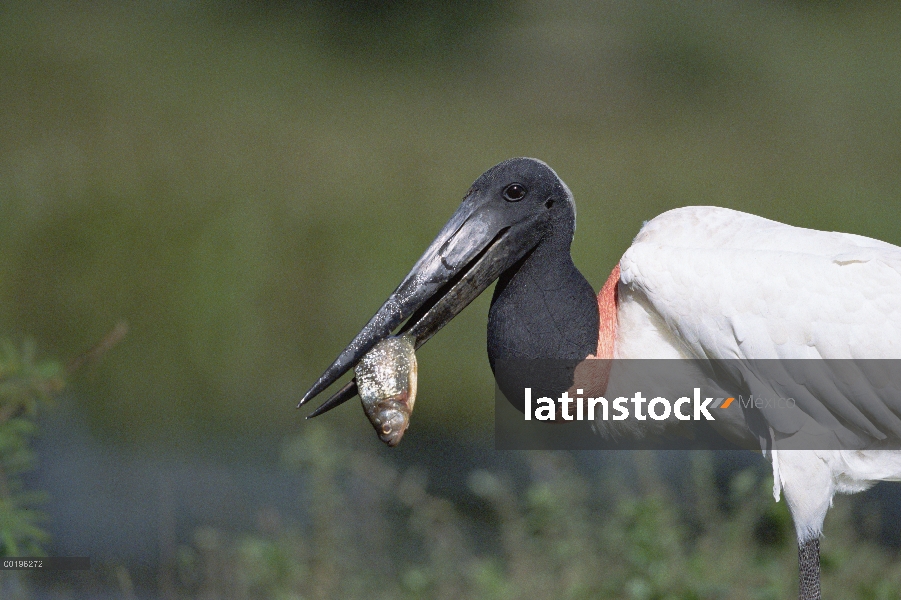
[614,206,901,541]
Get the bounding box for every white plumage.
[613,206,901,541]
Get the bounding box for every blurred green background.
[2,0,901,597]
[3,0,901,445]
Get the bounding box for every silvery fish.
[355,335,418,447]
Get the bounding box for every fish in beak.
[298,158,568,417]
[356,335,418,447]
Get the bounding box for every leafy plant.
[0,338,64,557]
[0,323,126,564]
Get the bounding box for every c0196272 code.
[0,557,90,570]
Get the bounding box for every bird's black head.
[298,157,590,415]
[465,157,578,250]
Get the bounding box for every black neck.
[487,239,599,367]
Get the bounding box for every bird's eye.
[503,183,527,202]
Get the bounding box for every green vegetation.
[0,338,62,600]
[168,424,901,600]
[0,339,63,558]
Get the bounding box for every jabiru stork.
[299,157,901,600]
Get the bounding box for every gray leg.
[799,537,821,600]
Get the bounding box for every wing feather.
[617,206,901,444]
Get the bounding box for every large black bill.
[298,199,542,416]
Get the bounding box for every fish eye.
[503,183,527,202]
